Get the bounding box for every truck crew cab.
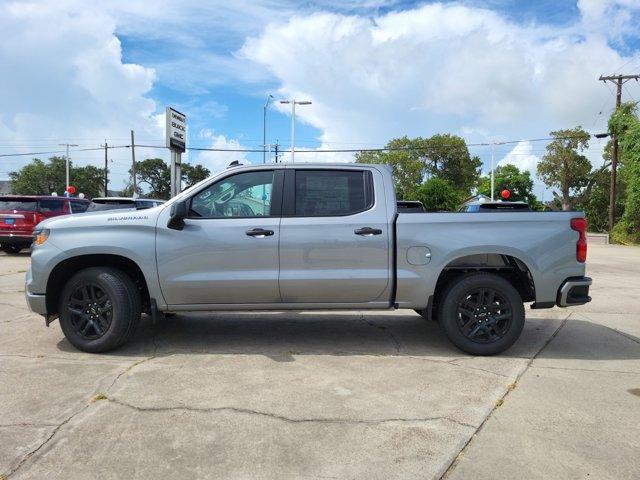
[25,163,591,355]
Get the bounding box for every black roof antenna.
[227,160,242,168]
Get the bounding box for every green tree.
[126,159,212,199]
[609,102,640,243]
[356,139,423,199]
[477,164,538,205]
[577,169,623,233]
[537,127,591,211]
[181,163,211,188]
[356,134,481,198]
[131,158,170,199]
[572,140,625,232]
[414,177,464,212]
[422,134,482,192]
[9,156,105,198]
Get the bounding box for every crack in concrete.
[105,329,160,394]
[359,313,401,354]
[0,353,129,364]
[0,271,25,277]
[106,397,477,430]
[5,404,91,479]
[610,327,640,345]
[4,329,162,478]
[0,302,22,309]
[445,361,512,379]
[439,314,571,480]
[0,423,58,428]
[531,365,640,375]
[572,312,640,345]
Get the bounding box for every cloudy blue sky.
[1,0,640,197]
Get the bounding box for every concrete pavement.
[0,245,638,479]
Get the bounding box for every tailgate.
[0,198,39,236]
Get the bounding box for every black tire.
[438,272,525,356]
[58,267,141,353]
[2,244,23,254]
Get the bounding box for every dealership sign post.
[166,107,186,197]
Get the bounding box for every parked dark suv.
[459,201,531,212]
[0,196,90,254]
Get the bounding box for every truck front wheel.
[438,272,525,356]
[58,267,141,353]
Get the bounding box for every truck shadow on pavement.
[55,311,640,362]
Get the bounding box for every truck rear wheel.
[438,272,524,355]
[58,267,141,353]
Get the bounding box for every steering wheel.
[213,186,236,205]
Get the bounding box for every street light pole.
[489,141,504,201]
[490,142,495,201]
[280,99,312,163]
[59,143,79,191]
[263,94,273,163]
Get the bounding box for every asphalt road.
[1,245,639,479]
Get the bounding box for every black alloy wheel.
[66,283,113,340]
[456,288,512,343]
[59,267,141,353]
[437,272,525,355]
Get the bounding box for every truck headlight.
[33,229,50,246]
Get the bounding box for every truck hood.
[37,205,165,231]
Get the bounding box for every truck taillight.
[570,218,587,263]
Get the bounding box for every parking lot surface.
[1,245,639,479]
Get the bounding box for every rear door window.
[38,199,66,213]
[293,170,373,217]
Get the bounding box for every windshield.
[86,202,135,212]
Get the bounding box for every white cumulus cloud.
[0,2,160,184]
[240,1,639,171]
[194,129,250,174]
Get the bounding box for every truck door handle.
[355,227,382,236]
[246,228,274,238]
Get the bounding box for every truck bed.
[394,211,586,309]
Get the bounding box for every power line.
[0,133,613,160]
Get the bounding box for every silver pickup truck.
[25,163,591,355]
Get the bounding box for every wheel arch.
[429,252,535,320]
[46,254,150,315]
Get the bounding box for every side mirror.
[167,200,188,230]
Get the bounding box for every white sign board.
[166,107,186,153]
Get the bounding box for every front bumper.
[557,276,592,307]
[24,267,47,315]
[25,290,47,315]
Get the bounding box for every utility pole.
[279,99,312,162]
[599,74,640,231]
[58,143,79,192]
[101,141,108,196]
[130,130,137,196]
